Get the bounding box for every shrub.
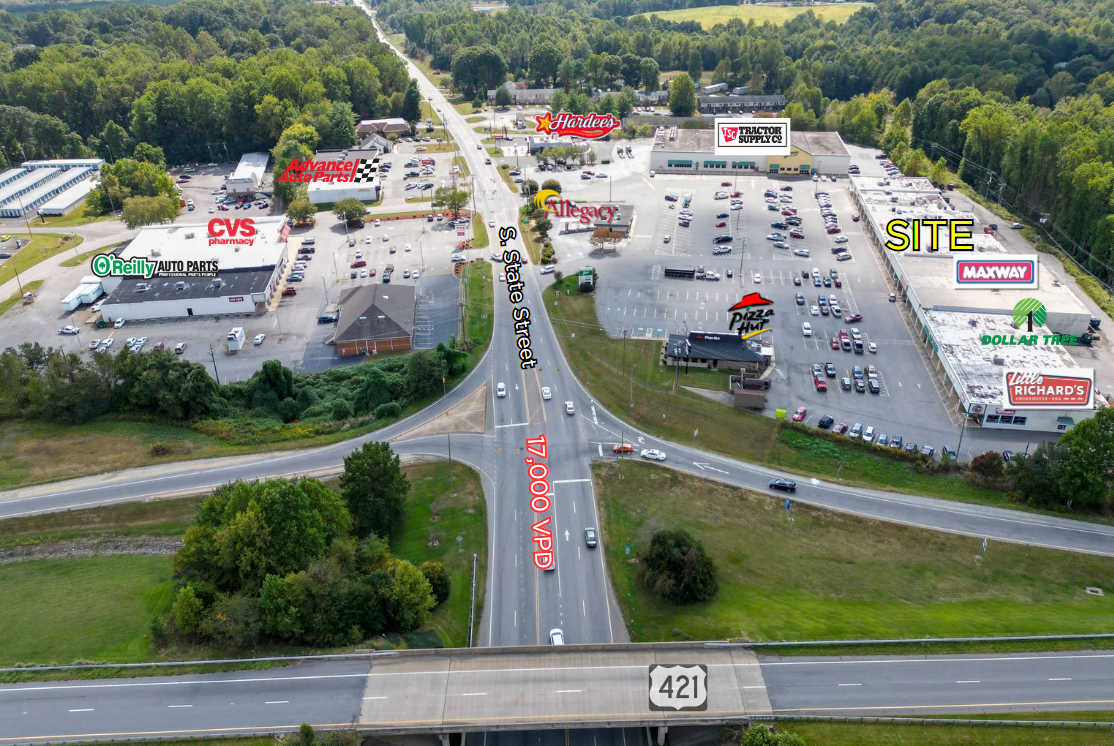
[332,398,353,420]
[172,585,205,636]
[420,561,451,605]
[149,441,173,456]
[374,401,402,419]
[641,529,718,604]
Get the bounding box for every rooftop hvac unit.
[358,316,367,322]
[176,281,186,290]
[136,283,148,292]
[378,315,386,321]
[968,319,978,327]
[184,233,195,239]
[992,356,1005,365]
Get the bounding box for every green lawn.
[0,232,85,287]
[0,495,200,548]
[390,461,487,647]
[463,260,494,357]
[35,203,113,228]
[640,2,870,26]
[780,720,1114,746]
[545,280,1026,509]
[0,556,175,665]
[60,241,127,268]
[472,215,489,249]
[452,155,471,177]
[598,461,1114,643]
[0,279,43,317]
[487,146,504,157]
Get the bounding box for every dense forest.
[0,0,413,166]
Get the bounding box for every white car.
[649,170,655,177]
[58,325,79,335]
[835,236,849,243]
[550,628,565,645]
[174,342,187,354]
[565,401,575,415]
[374,218,382,227]
[114,318,126,329]
[356,250,363,258]
[360,269,368,278]
[254,334,266,345]
[413,270,420,279]
[802,322,813,337]
[753,272,762,284]
[488,219,495,228]
[383,234,389,242]
[137,336,147,346]
[101,338,115,349]
[863,426,875,444]
[640,448,666,461]
[208,207,214,214]
[730,203,743,210]
[540,266,555,274]
[810,305,820,316]
[497,382,507,397]
[793,249,810,258]
[405,244,412,252]
[125,337,138,346]
[541,386,552,400]
[365,237,372,244]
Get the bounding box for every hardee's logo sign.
[1003,370,1094,409]
[208,218,256,247]
[727,292,775,341]
[533,189,617,224]
[534,111,621,139]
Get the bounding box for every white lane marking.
[838,683,862,687]
[956,681,980,684]
[743,685,767,689]
[553,479,592,484]
[761,652,1114,668]
[265,700,289,704]
[363,696,388,700]
[68,709,94,712]
[167,704,193,708]
[1050,678,1073,681]
[494,422,530,429]
[461,692,488,697]
[582,599,586,617]
[555,690,582,694]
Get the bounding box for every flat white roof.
[23,159,104,170]
[18,168,91,207]
[229,152,269,183]
[898,253,1090,316]
[119,216,289,271]
[39,178,97,213]
[927,310,1087,406]
[306,177,380,199]
[0,167,57,204]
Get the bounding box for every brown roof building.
[335,284,415,357]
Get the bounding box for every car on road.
[810,305,820,316]
[904,442,919,453]
[834,236,849,243]
[712,246,732,255]
[840,377,852,391]
[541,386,553,400]
[920,445,936,458]
[253,334,266,346]
[549,629,564,645]
[771,221,787,229]
[830,336,840,350]
[833,422,849,435]
[863,426,875,444]
[855,379,866,393]
[827,226,842,234]
[565,401,575,415]
[802,322,812,336]
[713,235,732,243]
[876,434,888,447]
[584,528,598,547]
[942,445,957,460]
[869,379,880,394]
[613,443,635,453]
[794,277,803,286]
[58,326,79,335]
[640,448,667,461]
[825,362,837,377]
[769,478,796,492]
[351,260,367,268]
[774,241,790,249]
[497,382,506,397]
[890,435,903,450]
[791,407,807,422]
[716,212,729,219]
[789,229,805,239]
[814,376,827,391]
[715,221,727,228]
[1011,222,1023,229]
[1002,450,1015,463]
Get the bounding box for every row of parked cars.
[811,413,956,459]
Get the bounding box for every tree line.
[160,442,453,648]
[0,0,413,169]
[0,337,471,435]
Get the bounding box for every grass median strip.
[780,720,1114,746]
[0,232,85,287]
[0,279,43,317]
[597,461,1114,643]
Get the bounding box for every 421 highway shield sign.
[648,664,708,711]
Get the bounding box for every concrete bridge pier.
[657,725,668,745]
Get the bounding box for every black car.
[771,221,787,229]
[793,277,802,286]
[716,212,729,218]
[825,362,837,377]
[841,377,852,391]
[769,478,796,492]
[780,186,793,191]
[795,293,806,305]
[713,235,732,243]
[855,379,866,393]
[817,415,834,429]
[317,314,338,324]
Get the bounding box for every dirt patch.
[0,536,183,565]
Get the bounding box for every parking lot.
[545,154,1073,459]
[169,163,276,219]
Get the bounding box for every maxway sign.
[954,255,1039,289]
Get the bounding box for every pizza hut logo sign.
[1003,369,1094,410]
[714,118,792,156]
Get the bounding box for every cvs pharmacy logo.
[1003,369,1094,409]
[208,218,256,247]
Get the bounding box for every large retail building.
[99,216,292,322]
[648,129,849,176]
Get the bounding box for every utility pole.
[447,433,453,483]
[208,344,221,384]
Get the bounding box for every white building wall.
[104,294,259,321]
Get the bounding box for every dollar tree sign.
[1013,298,1046,333]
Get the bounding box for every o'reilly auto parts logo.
[1003,369,1094,409]
[714,118,791,156]
[90,254,218,279]
[954,255,1038,289]
[727,292,774,340]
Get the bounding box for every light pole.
[208,344,221,385]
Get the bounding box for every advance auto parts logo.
[278,158,377,184]
[533,189,617,224]
[1003,369,1094,409]
[714,118,791,156]
[534,111,621,139]
[727,292,774,341]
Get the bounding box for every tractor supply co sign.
[1003,369,1094,409]
[954,255,1039,289]
[714,118,791,156]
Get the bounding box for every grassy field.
[0,496,200,548]
[544,277,1023,508]
[0,232,85,287]
[35,203,113,228]
[0,555,176,665]
[60,240,128,268]
[472,215,489,249]
[466,115,487,123]
[640,2,870,26]
[463,260,494,356]
[390,461,487,647]
[0,279,43,317]
[452,155,471,177]
[487,146,504,157]
[597,461,1114,643]
[780,720,1114,746]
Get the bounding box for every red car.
[792,406,807,422]
[369,268,377,276]
[790,229,805,239]
[281,287,297,296]
[781,209,797,216]
[731,191,742,198]
[834,278,842,287]
[351,260,367,268]
[827,226,842,234]
[721,181,731,187]
[844,314,863,323]
[833,423,849,435]
[830,336,840,350]
[814,377,827,392]
[840,328,849,338]
[715,221,727,227]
